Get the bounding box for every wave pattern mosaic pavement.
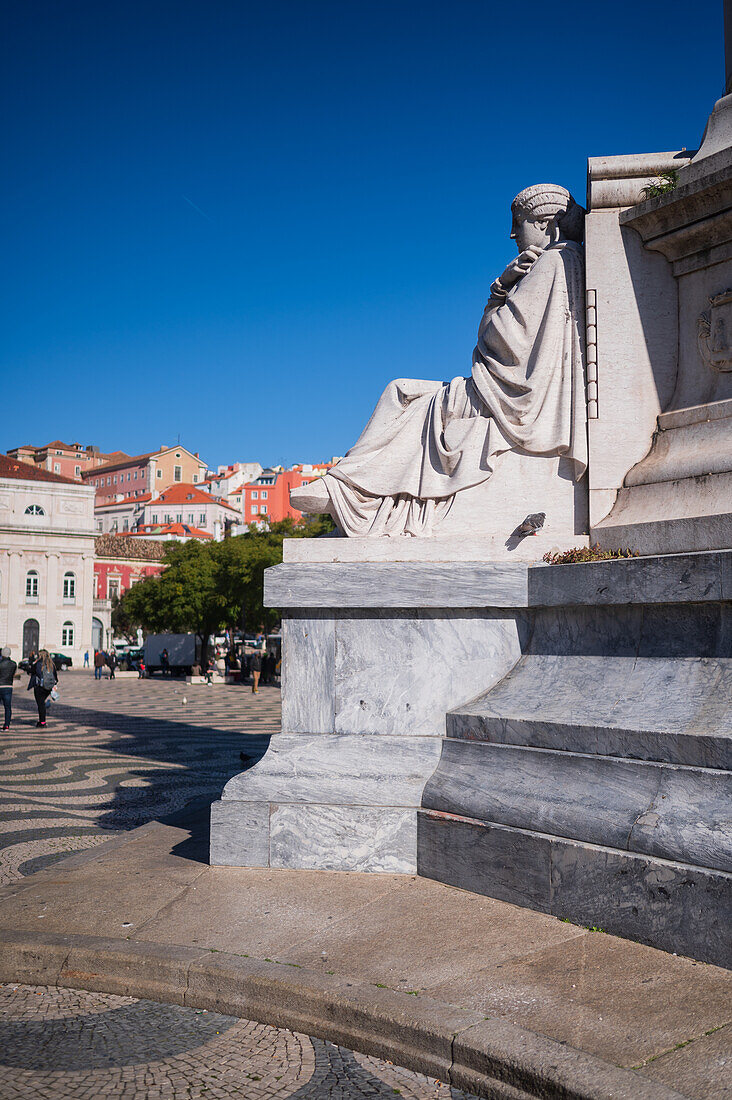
[0,984,480,1099]
[0,673,278,885]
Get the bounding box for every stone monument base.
[210,548,731,967]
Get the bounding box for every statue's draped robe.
[325,242,587,537]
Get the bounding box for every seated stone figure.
[292,184,588,538]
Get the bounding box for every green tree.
[114,515,333,661]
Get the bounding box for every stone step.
[422,739,732,874]
[417,808,731,968]
[447,654,732,768]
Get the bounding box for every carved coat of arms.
[698,290,732,371]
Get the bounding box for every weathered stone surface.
[332,611,523,736]
[281,613,335,733]
[528,551,729,608]
[270,805,417,873]
[417,812,551,912]
[209,800,270,867]
[447,653,732,768]
[266,562,529,608]
[220,734,441,807]
[422,740,732,873]
[417,810,732,967]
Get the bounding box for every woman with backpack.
[27,649,57,727]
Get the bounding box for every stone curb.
[0,929,686,1100]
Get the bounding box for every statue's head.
[510,184,585,251]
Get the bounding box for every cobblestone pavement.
[0,672,279,885]
[0,984,479,1099]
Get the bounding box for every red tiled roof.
[131,523,213,539]
[155,483,238,511]
[81,451,152,477]
[0,454,82,486]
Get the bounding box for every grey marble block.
[332,611,523,736]
[447,653,732,768]
[267,550,732,611]
[270,804,417,872]
[528,549,731,607]
[549,835,732,969]
[266,562,529,608]
[417,811,732,968]
[422,739,732,873]
[281,614,335,733]
[209,800,270,867]
[220,734,442,807]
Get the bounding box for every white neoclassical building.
[0,455,95,665]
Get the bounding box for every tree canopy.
[112,516,333,659]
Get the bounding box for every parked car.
[19,652,72,673]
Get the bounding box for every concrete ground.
[0,673,730,1099]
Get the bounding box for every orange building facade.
[242,463,336,525]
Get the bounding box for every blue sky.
[1,0,723,471]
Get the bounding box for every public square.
[0,673,729,1099]
[0,674,479,1098]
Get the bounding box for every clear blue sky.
[1,0,723,471]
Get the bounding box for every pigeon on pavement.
[517,512,546,536]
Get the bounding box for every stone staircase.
[418,608,732,968]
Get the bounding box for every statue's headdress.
[511,184,584,242]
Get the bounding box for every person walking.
[107,650,117,680]
[0,647,17,730]
[94,649,105,680]
[250,646,263,694]
[83,650,90,668]
[28,649,57,727]
[161,648,170,677]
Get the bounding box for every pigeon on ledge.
[517,512,546,536]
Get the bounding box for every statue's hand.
[494,246,543,296]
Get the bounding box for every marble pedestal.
[209,547,731,967]
[210,558,529,872]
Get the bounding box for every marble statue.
[291,184,588,537]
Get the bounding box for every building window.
[75,465,81,476]
[63,572,76,601]
[176,513,182,522]
[193,474,198,483]
[123,519,129,531]
[107,477,111,485]
[108,579,119,601]
[62,622,74,647]
[174,466,182,482]
[151,514,158,523]
[188,513,194,523]
[199,513,206,525]
[54,463,61,473]
[25,570,39,601]
[175,452,181,458]
[156,470,162,478]
[164,513,172,523]
[251,505,258,514]
[251,491,258,499]
[24,504,45,515]
[260,505,267,514]
[261,491,268,499]
[96,520,103,531]
[134,471,137,479]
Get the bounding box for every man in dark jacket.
[0,647,17,730]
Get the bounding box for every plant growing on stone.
[640,170,678,199]
[542,545,638,565]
